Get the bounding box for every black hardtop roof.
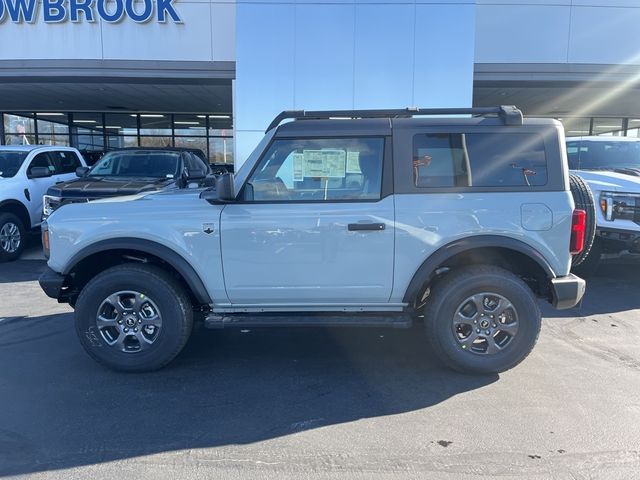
[275,114,560,137]
[269,106,537,133]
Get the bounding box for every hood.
[89,184,208,205]
[571,169,640,193]
[47,177,174,198]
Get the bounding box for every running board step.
[204,313,412,329]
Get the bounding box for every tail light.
[570,209,586,255]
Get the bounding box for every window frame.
[236,135,393,204]
[393,125,564,194]
[49,150,82,174]
[27,151,60,178]
[412,131,549,189]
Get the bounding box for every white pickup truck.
[567,136,640,275]
[0,145,86,262]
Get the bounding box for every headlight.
[600,192,640,221]
[43,195,61,217]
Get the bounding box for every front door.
[220,136,394,307]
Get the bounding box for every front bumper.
[39,267,66,300]
[598,227,640,254]
[550,274,586,310]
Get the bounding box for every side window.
[413,132,547,188]
[28,152,57,177]
[247,137,385,202]
[413,134,469,187]
[566,142,580,170]
[51,151,81,174]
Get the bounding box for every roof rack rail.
[266,105,523,132]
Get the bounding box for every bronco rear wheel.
[75,263,193,372]
[424,265,541,374]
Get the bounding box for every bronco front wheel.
[75,263,193,372]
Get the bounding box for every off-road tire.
[0,212,26,263]
[424,265,541,374]
[569,173,597,267]
[571,236,602,278]
[75,263,193,372]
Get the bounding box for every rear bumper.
[39,267,66,300]
[550,274,586,310]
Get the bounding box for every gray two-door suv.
[39,106,586,374]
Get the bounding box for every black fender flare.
[402,235,555,303]
[63,238,212,305]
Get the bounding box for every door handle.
[348,222,386,231]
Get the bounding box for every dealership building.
[1,0,639,166]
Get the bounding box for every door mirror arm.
[200,173,236,204]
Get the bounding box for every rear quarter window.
[413,132,548,188]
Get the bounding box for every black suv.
[43,147,213,218]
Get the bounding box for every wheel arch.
[0,199,31,229]
[63,238,212,306]
[403,235,555,306]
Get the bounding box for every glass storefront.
[554,117,639,138]
[1,112,233,165]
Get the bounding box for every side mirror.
[76,166,90,177]
[216,173,235,201]
[29,167,53,179]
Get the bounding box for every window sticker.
[303,149,346,178]
[346,151,361,173]
[293,153,304,181]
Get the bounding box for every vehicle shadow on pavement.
[0,259,46,284]
[543,258,640,318]
[0,314,497,476]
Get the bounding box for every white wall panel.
[353,4,415,109]
[414,4,475,108]
[294,4,354,111]
[475,5,571,64]
[102,3,213,61]
[0,16,103,60]
[0,1,236,62]
[212,2,236,62]
[568,6,640,64]
[235,0,476,164]
[235,3,295,133]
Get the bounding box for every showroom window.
[1,112,234,165]
[3,113,36,146]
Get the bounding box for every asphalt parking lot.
[1,257,640,479]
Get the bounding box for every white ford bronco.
[0,145,86,262]
[39,107,586,374]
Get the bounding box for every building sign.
[0,0,181,23]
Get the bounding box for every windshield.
[567,140,640,170]
[0,151,28,178]
[89,151,181,178]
